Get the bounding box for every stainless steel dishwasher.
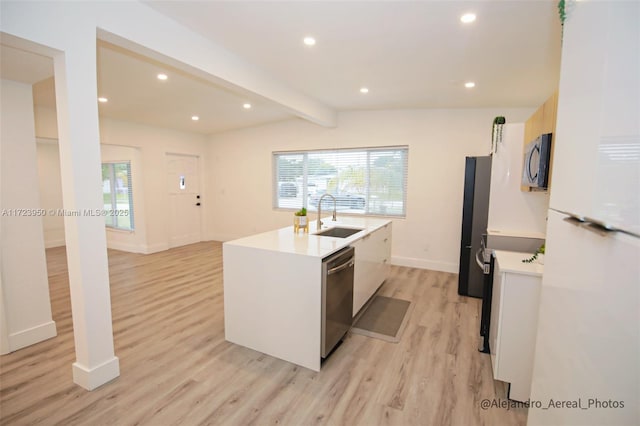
[321,246,355,358]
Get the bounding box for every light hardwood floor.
[0,242,527,425]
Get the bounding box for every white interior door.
[166,154,201,248]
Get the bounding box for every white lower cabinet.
[489,250,543,402]
[353,223,392,316]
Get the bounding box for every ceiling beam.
[95,2,337,128]
[0,1,337,128]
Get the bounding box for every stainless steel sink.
[315,227,363,238]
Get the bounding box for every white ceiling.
[145,1,562,109]
[1,1,562,135]
[94,42,295,134]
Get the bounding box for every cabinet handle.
[383,238,388,243]
[383,259,388,263]
[562,216,619,237]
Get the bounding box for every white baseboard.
[44,238,65,248]
[207,235,222,243]
[72,356,120,391]
[391,256,458,274]
[8,320,57,352]
[106,240,146,254]
[143,242,169,254]
[44,227,66,248]
[42,240,169,255]
[209,232,242,243]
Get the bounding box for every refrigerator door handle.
[475,248,485,270]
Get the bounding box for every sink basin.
[315,227,363,238]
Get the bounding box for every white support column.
[53,40,119,391]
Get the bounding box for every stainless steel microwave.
[522,133,552,189]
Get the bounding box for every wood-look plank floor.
[0,242,527,425]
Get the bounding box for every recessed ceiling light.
[465,81,476,88]
[460,13,476,24]
[157,73,168,81]
[243,103,252,109]
[360,87,369,94]
[303,37,316,46]
[98,97,108,103]
[191,116,199,121]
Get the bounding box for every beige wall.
[207,108,534,272]
[34,107,209,253]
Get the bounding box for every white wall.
[0,79,56,354]
[207,108,533,272]
[100,118,209,253]
[34,107,209,253]
[487,123,549,237]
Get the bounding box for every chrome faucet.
[317,193,337,229]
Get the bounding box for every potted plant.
[491,116,506,154]
[522,243,545,264]
[294,207,308,233]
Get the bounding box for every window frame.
[272,146,408,218]
[102,161,135,231]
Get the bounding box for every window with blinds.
[101,162,134,230]
[273,146,408,217]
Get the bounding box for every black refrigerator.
[458,156,491,298]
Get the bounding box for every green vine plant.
[558,0,566,33]
[558,0,575,41]
[523,243,545,263]
[491,116,506,154]
[295,207,307,216]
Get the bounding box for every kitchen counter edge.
[223,217,392,259]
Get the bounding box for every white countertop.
[224,216,392,258]
[494,250,544,277]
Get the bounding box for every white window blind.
[273,146,408,217]
[102,162,134,230]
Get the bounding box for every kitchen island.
[223,216,391,371]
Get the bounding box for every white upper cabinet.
[550,1,639,236]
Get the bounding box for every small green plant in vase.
[294,207,308,233]
[523,243,545,263]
